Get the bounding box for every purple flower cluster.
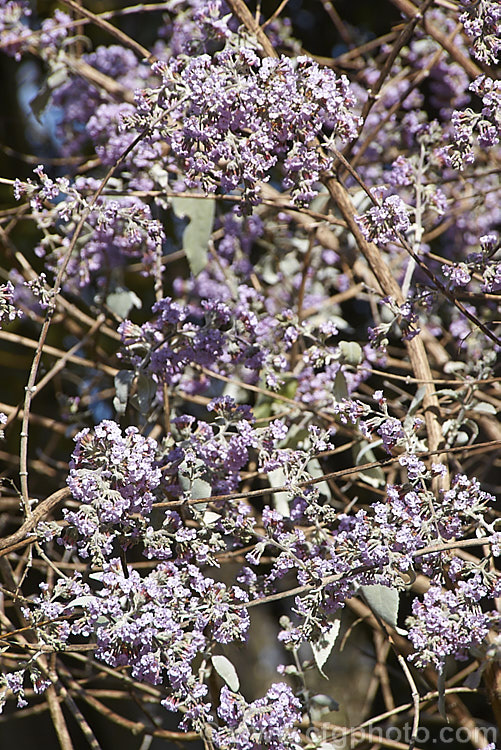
[119,294,268,389]
[132,49,359,205]
[21,558,250,722]
[0,281,23,324]
[407,582,498,670]
[63,421,161,560]
[82,559,249,684]
[460,0,501,65]
[51,44,152,156]
[14,167,165,293]
[118,289,308,394]
[58,189,165,290]
[355,194,411,245]
[168,411,259,497]
[447,75,501,169]
[215,683,302,750]
[443,262,472,288]
[158,0,233,56]
[0,1,32,60]
[0,670,28,711]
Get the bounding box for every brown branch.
[324,177,447,476]
[387,0,483,79]
[225,0,277,57]
[59,0,154,63]
[46,685,75,750]
[0,487,70,552]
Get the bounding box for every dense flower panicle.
[0,0,32,59]
[130,50,360,205]
[0,281,23,324]
[63,421,161,560]
[51,44,152,156]
[68,420,161,515]
[13,167,165,292]
[355,194,411,245]
[118,290,325,394]
[215,684,302,750]
[460,0,501,64]
[407,583,498,669]
[158,0,233,55]
[0,670,28,711]
[447,76,501,169]
[19,558,250,712]
[443,262,472,288]
[3,0,501,740]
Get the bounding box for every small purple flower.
[377,418,405,453]
[407,583,496,669]
[214,683,302,749]
[356,195,411,245]
[442,262,471,288]
[0,281,23,325]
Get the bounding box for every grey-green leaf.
[134,373,157,414]
[360,584,407,634]
[212,655,240,692]
[268,467,290,516]
[311,617,341,678]
[191,477,212,500]
[30,83,52,123]
[172,196,215,276]
[333,370,349,401]
[307,459,331,501]
[68,595,97,609]
[407,385,427,416]
[114,371,135,416]
[203,511,221,526]
[106,288,142,319]
[338,340,362,366]
[471,401,497,415]
[355,441,385,489]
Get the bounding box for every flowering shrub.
[0,1,500,749]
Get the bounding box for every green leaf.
[212,655,239,692]
[68,595,97,609]
[471,401,497,415]
[113,371,135,416]
[203,511,221,526]
[333,370,349,401]
[106,288,142,319]
[354,441,385,489]
[268,467,290,516]
[30,83,52,123]
[253,401,272,420]
[308,693,340,724]
[434,388,461,401]
[463,418,480,440]
[310,694,339,711]
[191,477,212,500]
[311,617,341,678]
[338,341,362,366]
[30,64,68,122]
[407,385,426,416]
[133,373,157,415]
[172,196,215,276]
[360,584,407,634]
[306,459,331,501]
[281,423,308,448]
